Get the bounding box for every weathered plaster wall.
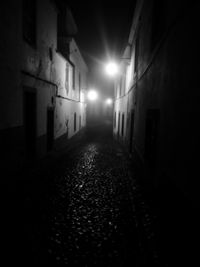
[0,0,87,169]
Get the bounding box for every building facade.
[0,0,88,171]
[114,1,200,263]
[114,0,200,212]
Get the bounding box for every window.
[121,113,125,137]
[79,73,81,89]
[79,115,81,130]
[57,9,70,56]
[49,47,53,61]
[118,112,121,137]
[74,112,76,132]
[22,0,36,46]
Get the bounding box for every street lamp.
[105,61,119,77]
[105,98,113,105]
[87,89,98,101]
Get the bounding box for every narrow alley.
[1,1,199,266]
[45,122,139,266]
[4,122,160,267]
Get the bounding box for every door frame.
[23,87,37,159]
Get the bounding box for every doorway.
[47,107,54,152]
[118,112,121,138]
[24,89,36,159]
[129,110,135,153]
[121,113,125,137]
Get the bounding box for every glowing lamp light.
[87,90,98,101]
[105,98,113,105]
[105,61,119,77]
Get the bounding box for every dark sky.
[67,0,137,96]
[68,1,136,66]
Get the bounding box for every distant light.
[105,61,119,77]
[87,90,98,101]
[105,98,113,105]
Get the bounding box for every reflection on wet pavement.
[46,137,139,266]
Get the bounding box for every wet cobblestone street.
[3,123,161,266]
[45,125,140,266]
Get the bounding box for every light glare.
[87,90,98,101]
[105,62,118,77]
[106,98,113,105]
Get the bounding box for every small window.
[57,9,70,56]
[118,112,121,137]
[79,115,81,130]
[79,73,81,90]
[74,112,76,132]
[121,113,125,137]
[22,0,36,46]
[49,47,53,61]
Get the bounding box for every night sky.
[66,0,137,97]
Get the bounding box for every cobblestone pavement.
[4,123,162,266]
[44,125,141,266]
